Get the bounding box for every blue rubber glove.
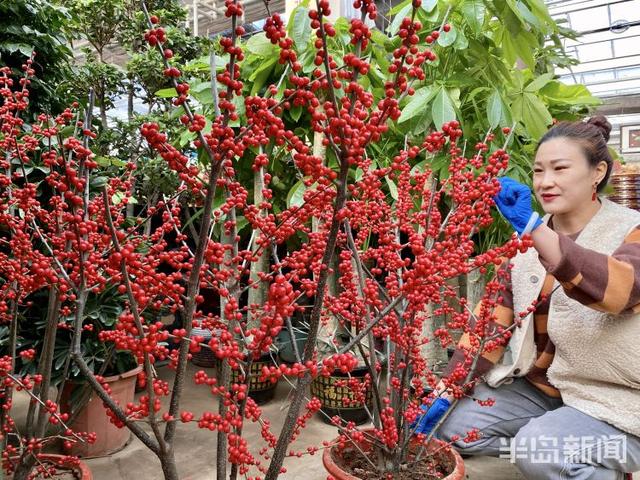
[412,397,451,435]
[494,177,543,236]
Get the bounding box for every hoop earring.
[592,183,598,202]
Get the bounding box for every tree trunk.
[127,79,134,121]
[247,163,269,330]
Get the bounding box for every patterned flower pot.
[311,366,372,425]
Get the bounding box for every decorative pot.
[231,353,279,405]
[274,327,308,364]
[310,366,372,425]
[322,428,465,480]
[62,365,143,457]
[190,326,219,368]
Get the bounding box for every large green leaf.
[398,86,437,123]
[432,87,456,130]
[421,0,438,13]
[500,28,536,69]
[245,33,276,57]
[461,0,485,33]
[290,104,303,122]
[385,176,398,201]
[487,90,504,129]
[388,3,411,36]
[249,56,278,94]
[516,0,541,29]
[524,0,555,32]
[437,24,457,47]
[524,72,554,93]
[389,0,411,15]
[287,179,307,208]
[154,87,178,98]
[489,91,512,128]
[540,81,602,106]
[1,42,33,57]
[289,6,311,52]
[190,83,214,105]
[454,29,469,50]
[513,92,552,139]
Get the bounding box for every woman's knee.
[436,401,471,445]
[436,403,500,455]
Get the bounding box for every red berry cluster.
[144,26,166,46]
[263,13,285,44]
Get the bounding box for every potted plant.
[16,286,143,457]
[4,453,93,480]
[0,0,596,474]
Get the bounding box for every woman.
[417,116,640,480]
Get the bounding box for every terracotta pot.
[62,365,143,458]
[323,429,465,480]
[10,453,92,479]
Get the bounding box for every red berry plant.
[0,0,536,479]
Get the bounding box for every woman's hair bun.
[587,115,612,143]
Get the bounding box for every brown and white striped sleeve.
[540,225,640,314]
[441,260,514,384]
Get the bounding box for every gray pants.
[436,378,640,479]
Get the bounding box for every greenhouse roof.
[546,0,640,97]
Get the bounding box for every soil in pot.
[311,366,372,425]
[331,445,456,480]
[323,430,464,480]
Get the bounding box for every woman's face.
[532,137,607,215]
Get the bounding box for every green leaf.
[245,33,276,57]
[539,81,602,106]
[512,92,552,139]
[290,104,303,122]
[388,0,411,15]
[388,4,412,36]
[524,72,554,93]
[421,0,438,12]
[190,86,214,105]
[461,0,485,33]
[179,129,196,146]
[398,86,436,123]
[1,42,33,57]
[526,0,555,32]
[96,156,111,167]
[437,24,457,47]
[289,6,311,51]
[467,86,490,101]
[154,87,177,98]
[371,28,390,48]
[500,28,536,69]
[432,87,456,130]
[453,29,468,50]
[516,0,541,29]
[487,90,504,129]
[287,179,306,208]
[249,56,277,95]
[385,176,398,201]
[91,176,108,189]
